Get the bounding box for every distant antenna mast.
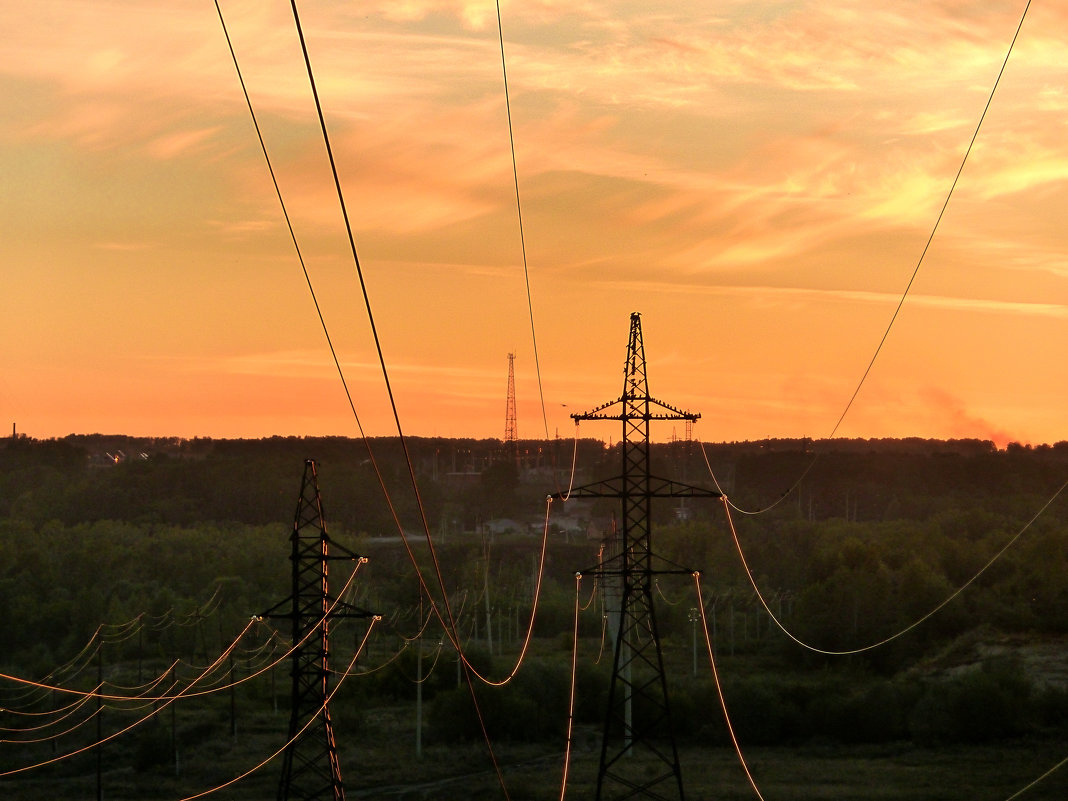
[504,352,519,466]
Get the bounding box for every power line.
[495,0,551,442]
[692,572,766,801]
[557,573,583,801]
[706,0,1034,516]
[0,563,363,710]
[217,0,495,705]
[279,0,494,676]
[213,0,371,444]
[0,619,255,778]
[718,477,1067,656]
[826,0,1033,442]
[1002,753,1068,800]
[176,618,381,801]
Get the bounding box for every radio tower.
[554,313,720,801]
[263,460,374,801]
[504,352,519,467]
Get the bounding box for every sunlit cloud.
[146,127,223,160]
[594,280,1068,319]
[92,241,153,252]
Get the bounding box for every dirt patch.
[920,632,1068,689]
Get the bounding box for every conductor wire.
[214,0,371,441]
[703,0,1033,516]
[720,478,1066,655]
[495,0,550,442]
[694,572,766,801]
[0,620,254,777]
[176,616,381,801]
[827,0,1033,444]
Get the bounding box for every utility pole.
[553,312,721,801]
[689,608,699,678]
[263,460,375,801]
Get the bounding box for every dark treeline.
[3,433,1065,529]
[1,433,1066,753]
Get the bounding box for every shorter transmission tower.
[263,459,373,801]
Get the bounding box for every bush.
[909,661,1032,745]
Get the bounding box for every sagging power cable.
[719,478,1066,655]
[175,616,380,801]
[709,0,1033,516]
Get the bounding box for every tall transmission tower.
[263,460,374,801]
[554,312,721,801]
[504,352,519,466]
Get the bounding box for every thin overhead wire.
[214,0,371,440]
[0,619,255,778]
[175,616,381,801]
[0,690,92,726]
[594,611,608,665]
[0,563,362,707]
[219,17,541,776]
[719,478,1066,655]
[1,693,104,746]
[495,0,551,442]
[280,0,476,660]
[397,641,447,685]
[556,424,581,502]
[219,0,438,658]
[0,633,102,709]
[337,638,410,679]
[826,0,1032,442]
[705,0,1033,516]
[654,578,682,606]
[0,692,97,738]
[557,573,582,801]
[459,496,554,688]
[217,8,497,764]
[1002,753,1068,800]
[693,573,767,801]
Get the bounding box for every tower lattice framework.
[504,352,519,466]
[264,460,373,801]
[554,312,720,801]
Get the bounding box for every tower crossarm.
[572,396,700,422]
[550,475,720,501]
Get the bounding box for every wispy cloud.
[595,279,1068,319]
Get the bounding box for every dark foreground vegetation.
[0,434,1066,799]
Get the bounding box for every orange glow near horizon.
[0,2,1065,448]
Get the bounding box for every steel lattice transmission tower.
[554,313,720,801]
[263,460,374,801]
[504,352,519,464]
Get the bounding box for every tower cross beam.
[573,396,699,421]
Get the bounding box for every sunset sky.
[1,1,1065,447]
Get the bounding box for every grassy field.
[3,700,1066,801]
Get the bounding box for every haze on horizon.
[1,1,1065,448]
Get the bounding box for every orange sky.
[1,1,1065,446]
